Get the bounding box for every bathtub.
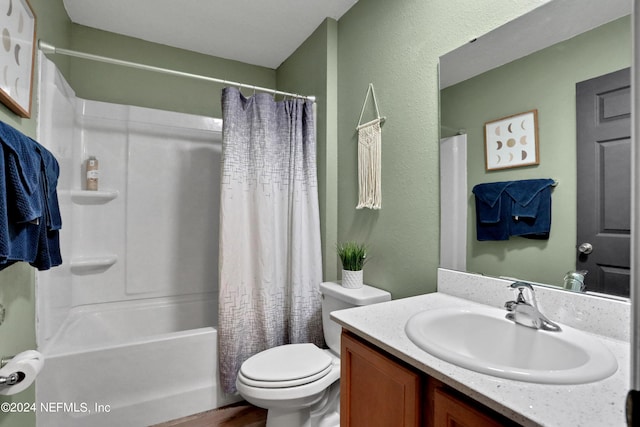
[36,294,239,427]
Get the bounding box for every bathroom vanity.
[341,330,517,426]
[332,269,630,427]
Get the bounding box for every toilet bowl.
[236,344,340,427]
[235,281,391,427]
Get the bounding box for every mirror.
[439,0,632,296]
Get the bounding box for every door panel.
[576,68,631,296]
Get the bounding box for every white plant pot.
[342,269,363,289]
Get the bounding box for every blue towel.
[29,174,61,269]
[505,179,554,219]
[0,143,10,263]
[472,181,512,240]
[472,181,512,223]
[0,140,40,267]
[0,122,43,223]
[472,179,554,241]
[0,121,62,270]
[506,179,554,239]
[34,142,62,231]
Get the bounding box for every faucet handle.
[508,281,535,304]
[504,300,517,311]
[509,281,534,292]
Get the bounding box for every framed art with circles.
[0,0,36,118]
[484,110,539,171]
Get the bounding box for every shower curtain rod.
[38,40,316,102]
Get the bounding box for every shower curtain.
[218,87,324,393]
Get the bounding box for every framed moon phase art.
[484,110,539,171]
[0,0,36,118]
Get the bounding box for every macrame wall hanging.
[356,83,385,209]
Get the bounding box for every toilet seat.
[239,343,332,388]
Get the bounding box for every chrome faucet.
[504,281,561,332]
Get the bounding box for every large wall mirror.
[439,0,632,297]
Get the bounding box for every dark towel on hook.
[472,181,512,241]
[472,179,555,241]
[0,122,43,223]
[506,179,554,239]
[0,121,62,270]
[34,143,62,231]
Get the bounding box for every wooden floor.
[152,401,267,427]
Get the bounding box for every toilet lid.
[240,343,333,388]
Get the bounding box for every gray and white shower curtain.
[218,87,324,393]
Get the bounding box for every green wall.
[440,17,631,287]
[0,264,35,427]
[277,19,340,281]
[335,0,543,299]
[68,25,276,118]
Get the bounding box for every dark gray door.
[576,68,631,297]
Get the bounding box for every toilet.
[236,281,391,427]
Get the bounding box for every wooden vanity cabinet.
[429,381,516,427]
[341,330,520,427]
[341,330,422,426]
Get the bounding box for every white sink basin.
[405,305,617,384]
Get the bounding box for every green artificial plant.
[336,241,368,271]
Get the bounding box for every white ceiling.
[62,0,358,69]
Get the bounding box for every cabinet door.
[433,387,506,427]
[341,331,421,427]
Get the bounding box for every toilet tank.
[319,281,391,354]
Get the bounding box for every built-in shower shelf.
[70,190,119,205]
[70,255,118,275]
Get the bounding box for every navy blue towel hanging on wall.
[472,178,555,241]
[0,121,62,270]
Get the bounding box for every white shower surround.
[35,54,237,426]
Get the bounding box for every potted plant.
[337,241,368,289]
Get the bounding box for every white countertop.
[331,292,630,427]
